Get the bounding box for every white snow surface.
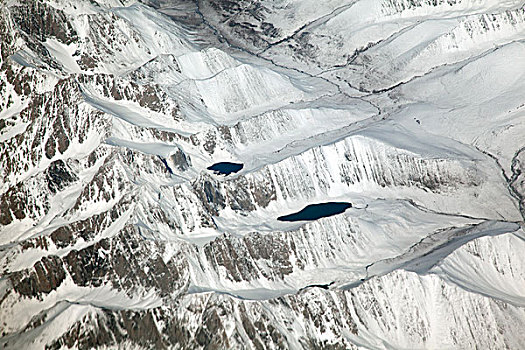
[1,0,524,348]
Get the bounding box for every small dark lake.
[278,202,352,222]
[207,162,243,175]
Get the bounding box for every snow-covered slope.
[0,0,524,348]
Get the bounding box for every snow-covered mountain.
[0,0,524,348]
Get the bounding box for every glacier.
[0,0,524,348]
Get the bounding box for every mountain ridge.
[0,0,524,348]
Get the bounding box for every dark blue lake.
[278,202,352,222]
[207,162,244,175]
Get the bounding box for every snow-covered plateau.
[0,0,524,348]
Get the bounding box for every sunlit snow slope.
[0,0,524,348]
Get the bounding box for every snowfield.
[0,0,524,348]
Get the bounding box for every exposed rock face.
[10,255,66,296]
[11,0,78,45]
[202,232,294,282]
[0,184,29,225]
[0,0,524,349]
[45,160,78,193]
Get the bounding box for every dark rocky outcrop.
[10,255,66,297]
[45,160,78,193]
[6,226,189,302]
[0,184,28,225]
[202,232,294,282]
[10,0,78,45]
[170,148,191,171]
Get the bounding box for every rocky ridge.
[0,0,524,349]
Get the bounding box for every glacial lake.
[277,202,352,222]
[207,162,244,175]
